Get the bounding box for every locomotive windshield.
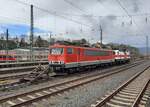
[50,48,63,55]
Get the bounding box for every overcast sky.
[0,0,149,47]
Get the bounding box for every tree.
[106,43,140,57]
[0,36,4,40]
[0,36,4,49]
[35,36,42,47]
[7,40,17,49]
[14,36,19,43]
[35,36,49,47]
[81,38,87,44]
[19,38,26,48]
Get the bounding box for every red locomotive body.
[48,44,116,73]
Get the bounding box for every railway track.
[91,66,150,107]
[0,60,146,107]
[0,60,143,91]
[0,64,47,75]
[0,65,49,90]
[0,62,50,81]
[0,60,143,83]
[0,66,45,87]
[0,71,32,80]
[0,61,48,68]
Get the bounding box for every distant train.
[48,44,130,73]
[0,48,49,62]
[0,54,16,62]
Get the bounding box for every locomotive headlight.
[49,61,64,64]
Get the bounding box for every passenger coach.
[0,54,16,62]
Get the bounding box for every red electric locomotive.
[113,50,130,63]
[48,44,115,73]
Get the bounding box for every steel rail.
[0,61,48,68]
[132,79,150,107]
[91,66,150,107]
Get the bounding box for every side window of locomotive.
[105,51,109,56]
[84,50,91,56]
[67,48,73,54]
[84,50,98,56]
[99,51,109,56]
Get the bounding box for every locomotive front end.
[48,46,65,70]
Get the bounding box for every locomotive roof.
[49,44,112,51]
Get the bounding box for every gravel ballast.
[35,61,150,107]
[0,63,134,97]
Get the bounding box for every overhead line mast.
[100,25,103,47]
[146,36,149,59]
[6,29,9,59]
[30,4,34,61]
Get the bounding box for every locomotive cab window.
[50,48,63,55]
[67,48,73,54]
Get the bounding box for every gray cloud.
[0,0,149,47]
